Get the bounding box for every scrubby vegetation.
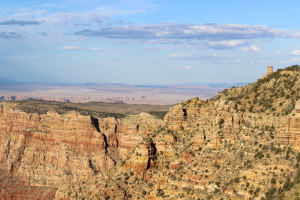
[2,65,300,199]
[214,65,300,115]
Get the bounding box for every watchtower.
[262,65,273,78]
[267,65,273,75]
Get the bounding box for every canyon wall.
[0,103,164,199]
[0,98,299,199]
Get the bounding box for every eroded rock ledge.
[0,97,300,199]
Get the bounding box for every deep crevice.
[182,108,187,116]
[146,140,157,170]
[91,117,117,166]
[91,117,101,133]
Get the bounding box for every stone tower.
[262,65,273,78]
[267,65,273,75]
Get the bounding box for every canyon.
[0,65,300,199]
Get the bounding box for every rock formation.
[1,65,300,199]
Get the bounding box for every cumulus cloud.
[75,23,300,42]
[0,20,41,26]
[58,46,82,50]
[241,45,262,52]
[0,32,24,39]
[90,47,105,50]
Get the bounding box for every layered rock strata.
[0,104,164,199]
[1,66,300,199]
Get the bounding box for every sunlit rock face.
[1,65,300,200]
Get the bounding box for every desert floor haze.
[0,82,247,105]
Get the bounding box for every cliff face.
[1,65,300,200]
[0,104,164,199]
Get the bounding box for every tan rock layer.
[0,92,300,199]
[0,103,164,199]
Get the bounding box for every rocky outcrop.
[1,65,300,200]
[0,104,164,199]
[0,105,109,188]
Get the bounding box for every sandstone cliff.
[1,65,300,200]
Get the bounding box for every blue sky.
[1,0,300,84]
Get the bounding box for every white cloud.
[241,45,262,52]
[139,39,249,49]
[282,58,300,64]
[165,53,233,60]
[203,53,234,59]
[38,11,110,24]
[38,8,146,25]
[181,66,191,69]
[58,46,82,50]
[275,49,300,55]
[294,32,300,38]
[203,40,250,49]
[290,50,300,55]
[75,23,300,41]
[90,47,105,50]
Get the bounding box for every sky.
[1,0,300,84]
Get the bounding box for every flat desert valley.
[0,82,247,105]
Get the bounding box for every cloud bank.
[75,23,300,41]
[0,20,41,26]
[0,32,24,39]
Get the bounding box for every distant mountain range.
[0,78,17,82]
[0,77,249,89]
